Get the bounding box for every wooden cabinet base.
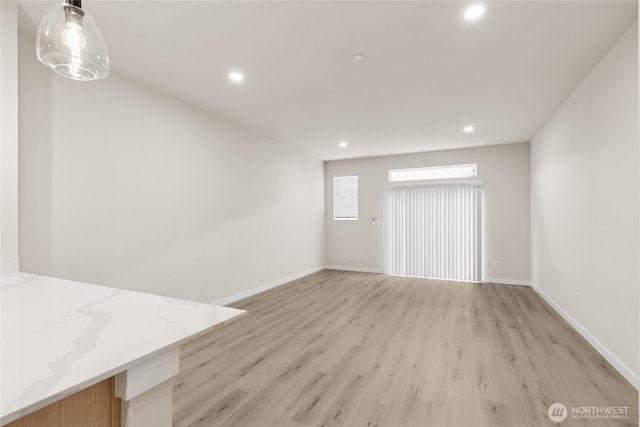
[5,378,120,427]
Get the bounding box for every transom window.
[389,164,477,182]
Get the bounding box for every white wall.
[325,142,530,283]
[531,22,639,381]
[18,33,324,303]
[1,1,20,274]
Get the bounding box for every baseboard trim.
[531,282,639,390]
[388,273,481,283]
[323,265,384,274]
[1,257,19,274]
[484,277,532,286]
[212,267,325,306]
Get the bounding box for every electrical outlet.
[493,260,500,268]
[572,290,579,304]
[281,259,286,269]
[343,251,348,258]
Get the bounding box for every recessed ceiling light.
[463,125,475,133]
[464,4,486,21]
[353,53,365,61]
[339,141,348,148]
[228,71,244,83]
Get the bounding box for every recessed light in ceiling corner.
[464,4,486,21]
[463,125,475,133]
[339,141,348,148]
[228,71,245,83]
[353,53,365,61]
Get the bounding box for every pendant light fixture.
[36,0,109,81]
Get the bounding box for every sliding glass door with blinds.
[384,184,482,282]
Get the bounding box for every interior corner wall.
[1,1,20,274]
[637,12,640,399]
[531,21,639,380]
[17,32,325,303]
[324,142,531,283]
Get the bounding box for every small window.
[333,174,358,220]
[389,164,477,182]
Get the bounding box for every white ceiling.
[19,1,638,161]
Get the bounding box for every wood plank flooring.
[174,270,638,427]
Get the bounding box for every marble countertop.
[0,272,245,424]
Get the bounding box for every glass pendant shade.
[36,3,109,81]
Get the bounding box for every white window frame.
[388,164,477,182]
[333,173,359,221]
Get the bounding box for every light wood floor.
[174,270,638,427]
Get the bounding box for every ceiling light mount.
[228,71,245,83]
[353,53,365,61]
[36,0,109,81]
[464,4,486,21]
[67,0,82,9]
[463,125,475,133]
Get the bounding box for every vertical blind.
[333,175,358,220]
[384,184,482,281]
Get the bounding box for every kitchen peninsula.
[0,272,245,427]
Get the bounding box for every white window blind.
[384,184,482,281]
[333,174,358,220]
